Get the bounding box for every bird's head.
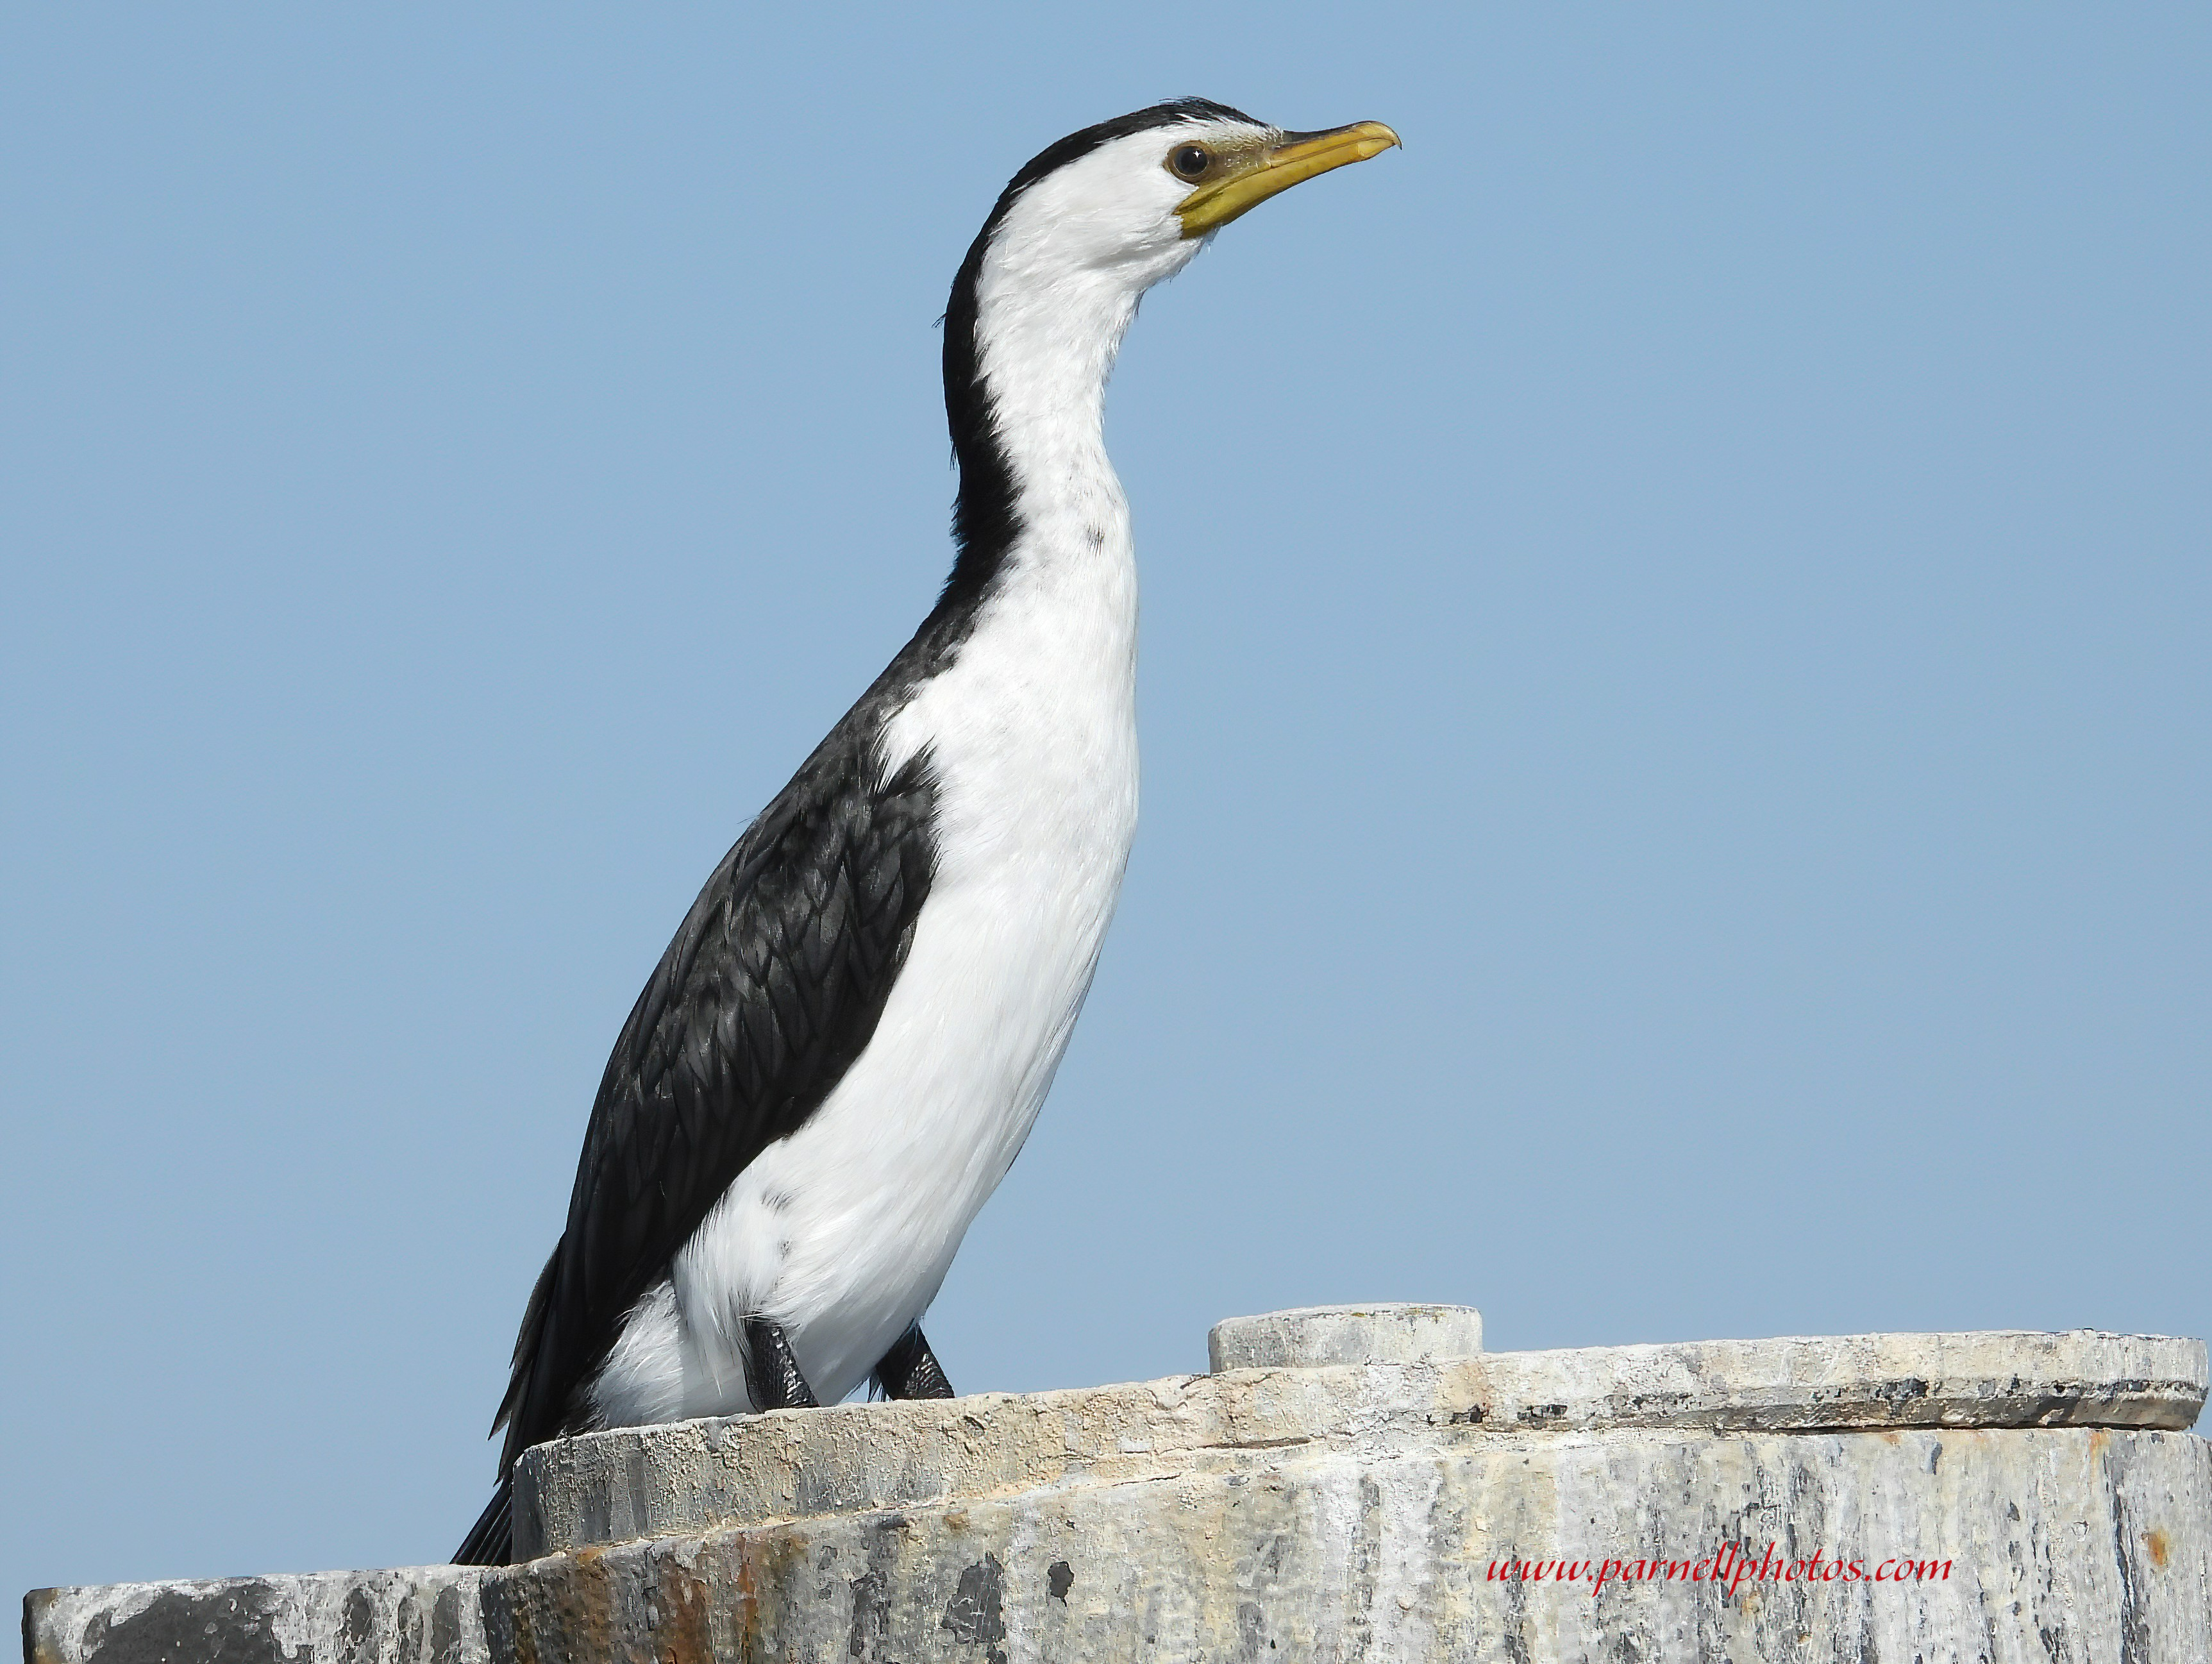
[941,101,1398,585]
[966,99,1401,300]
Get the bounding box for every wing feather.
[492,733,936,1465]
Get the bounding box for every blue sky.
[5,2,2207,1600]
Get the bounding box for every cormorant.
[455,99,1398,1565]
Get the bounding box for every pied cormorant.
[455,99,1399,1565]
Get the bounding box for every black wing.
[490,725,937,1474]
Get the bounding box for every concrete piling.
[26,1309,2211,1661]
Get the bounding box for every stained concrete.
[24,1315,2212,1663]
[515,1324,2206,1556]
[25,1567,490,1664]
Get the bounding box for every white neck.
[971,260,1142,570]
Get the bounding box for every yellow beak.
[1176,121,1402,238]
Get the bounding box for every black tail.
[453,1479,512,1566]
[456,1247,557,1567]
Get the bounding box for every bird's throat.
[944,235,1151,604]
[974,278,1136,576]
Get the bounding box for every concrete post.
[26,1311,2212,1662]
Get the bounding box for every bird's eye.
[1168,143,1212,181]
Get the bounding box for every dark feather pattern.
[453,685,941,1565]
[516,731,932,1450]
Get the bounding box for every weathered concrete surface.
[1470,1327,2208,1436]
[24,1320,2212,1663]
[1209,1302,1484,1370]
[24,1565,488,1664]
[31,1427,2209,1663]
[517,1326,2206,1556]
[491,1425,2211,1664]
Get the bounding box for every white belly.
[589,535,1139,1424]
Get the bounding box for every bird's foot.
[871,1323,956,1400]
[742,1317,821,1410]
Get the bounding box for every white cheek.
[1014,134,1206,272]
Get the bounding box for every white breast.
[589,522,1140,1425]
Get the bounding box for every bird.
[453,99,1399,1565]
